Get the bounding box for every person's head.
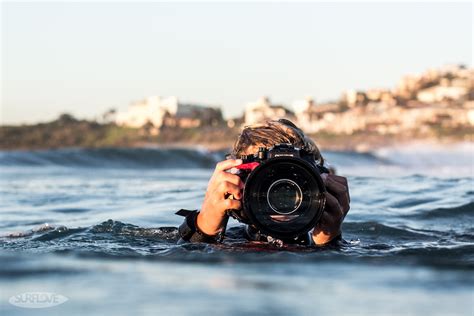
[231,119,324,166]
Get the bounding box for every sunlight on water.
[0,146,472,315]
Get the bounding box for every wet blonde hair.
[231,119,324,166]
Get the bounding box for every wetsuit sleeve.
[175,209,222,243]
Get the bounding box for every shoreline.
[2,137,470,154]
[1,117,471,153]
[2,115,471,153]
[132,132,473,153]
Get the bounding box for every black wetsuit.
[176,209,342,247]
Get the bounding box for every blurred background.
[0,2,473,316]
[1,2,472,151]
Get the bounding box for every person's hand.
[312,174,350,245]
[196,159,244,236]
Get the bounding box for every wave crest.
[0,148,223,169]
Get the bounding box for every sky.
[1,2,472,124]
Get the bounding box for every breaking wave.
[0,148,222,169]
[0,147,392,169]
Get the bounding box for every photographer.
[177,119,350,247]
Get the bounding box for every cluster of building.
[114,64,474,136]
[115,96,223,134]
[243,64,474,135]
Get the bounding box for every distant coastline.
[1,113,471,153]
[3,64,473,153]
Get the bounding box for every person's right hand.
[196,159,244,236]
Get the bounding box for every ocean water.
[0,144,473,315]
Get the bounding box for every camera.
[228,143,328,240]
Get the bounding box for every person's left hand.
[312,174,350,245]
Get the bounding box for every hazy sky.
[1,2,472,124]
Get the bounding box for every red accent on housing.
[235,162,260,171]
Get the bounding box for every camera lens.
[267,179,303,214]
[242,157,326,239]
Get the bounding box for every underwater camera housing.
[228,143,328,240]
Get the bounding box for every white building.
[292,97,315,115]
[244,97,295,125]
[115,96,222,128]
[292,97,340,133]
[416,86,468,103]
[342,90,368,108]
[116,96,178,128]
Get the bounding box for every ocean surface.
[0,143,473,315]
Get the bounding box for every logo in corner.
[9,292,68,308]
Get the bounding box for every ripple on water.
[0,219,472,272]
